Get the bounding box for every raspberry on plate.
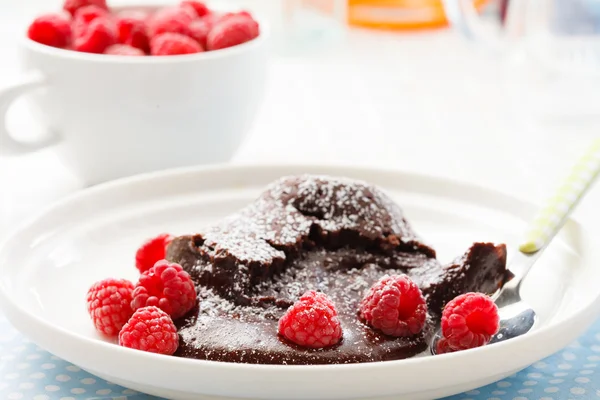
[278,290,342,349]
[86,278,134,337]
[150,32,203,56]
[147,6,195,37]
[73,17,117,53]
[441,292,499,351]
[63,0,108,16]
[131,259,197,319]
[116,12,149,53]
[72,4,110,37]
[104,44,145,56]
[359,274,427,337]
[135,233,173,273]
[181,1,210,18]
[436,337,454,354]
[206,14,260,51]
[119,306,179,355]
[187,19,210,48]
[27,13,72,48]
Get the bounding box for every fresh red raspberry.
[131,260,197,319]
[115,11,149,52]
[72,5,110,37]
[436,338,454,354]
[201,12,222,29]
[179,4,200,20]
[278,290,342,348]
[180,4,199,20]
[118,9,150,21]
[237,11,253,19]
[359,274,427,337]
[86,278,134,337]
[194,11,243,31]
[135,233,173,273]
[63,0,108,17]
[73,17,117,53]
[118,306,178,355]
[150,33,203,56]
[147,7,195,37]
[217,11,254,24]
[441,292,499,351]
[104,44,145,56]
[206,14,260,51]
[181,1,210,17]
[235,12,259,37]
[187,19,209,48]
[27,13,72,48]
[74,5,108,23]
[211,11,256,33]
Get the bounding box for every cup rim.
[22,4,269,64]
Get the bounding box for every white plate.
[0,164,599,400]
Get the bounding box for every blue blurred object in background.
[552,0,600,34]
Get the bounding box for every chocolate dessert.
[166,175,507,364]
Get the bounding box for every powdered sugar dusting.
[180,175,436,301]
[261,175,422,242]
[167,175,507,364]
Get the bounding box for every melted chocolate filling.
[166,175,507,364]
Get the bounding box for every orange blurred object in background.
[348,0,489,30]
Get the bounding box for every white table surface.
[1,3,599,241]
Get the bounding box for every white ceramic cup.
[0,9,269,185]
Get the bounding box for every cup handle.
[0,71,60,155]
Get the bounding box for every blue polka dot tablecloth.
[1,315,599,400]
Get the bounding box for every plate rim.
[0,163,599,398]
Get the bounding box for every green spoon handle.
[520,139,600,254]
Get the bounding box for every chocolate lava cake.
[166,175,507,364]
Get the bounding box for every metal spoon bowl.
[431,138,600,354]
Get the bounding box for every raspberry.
[74,5,108,23]
[135,233,173,273]
[359,274,427,337]
[118,9,149,21]
[234,12,259,37]
[217,11,254,24]
[73,17,116,53]
[131,260,197,319]
[147,7,195,37]
[441,292,499,351]
[27,13,72,48]
[179,4,200,20]
[118,306,178,355]
[278,290,342,348]
[206,14,260,51]
[436,338,454,354]
[187,19,209,48]
[195,11,245,32]
[201,12,222,29]
[72,5,110,37]
[180,4,200,20]
[86,278,134,337]
[104,44,145,56]
[116,12,149,53]
[150,33,203,56]
[210,12,257,36]
[63,0,108,16]
[181,1,210,17]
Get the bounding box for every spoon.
[432,138,600,354]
